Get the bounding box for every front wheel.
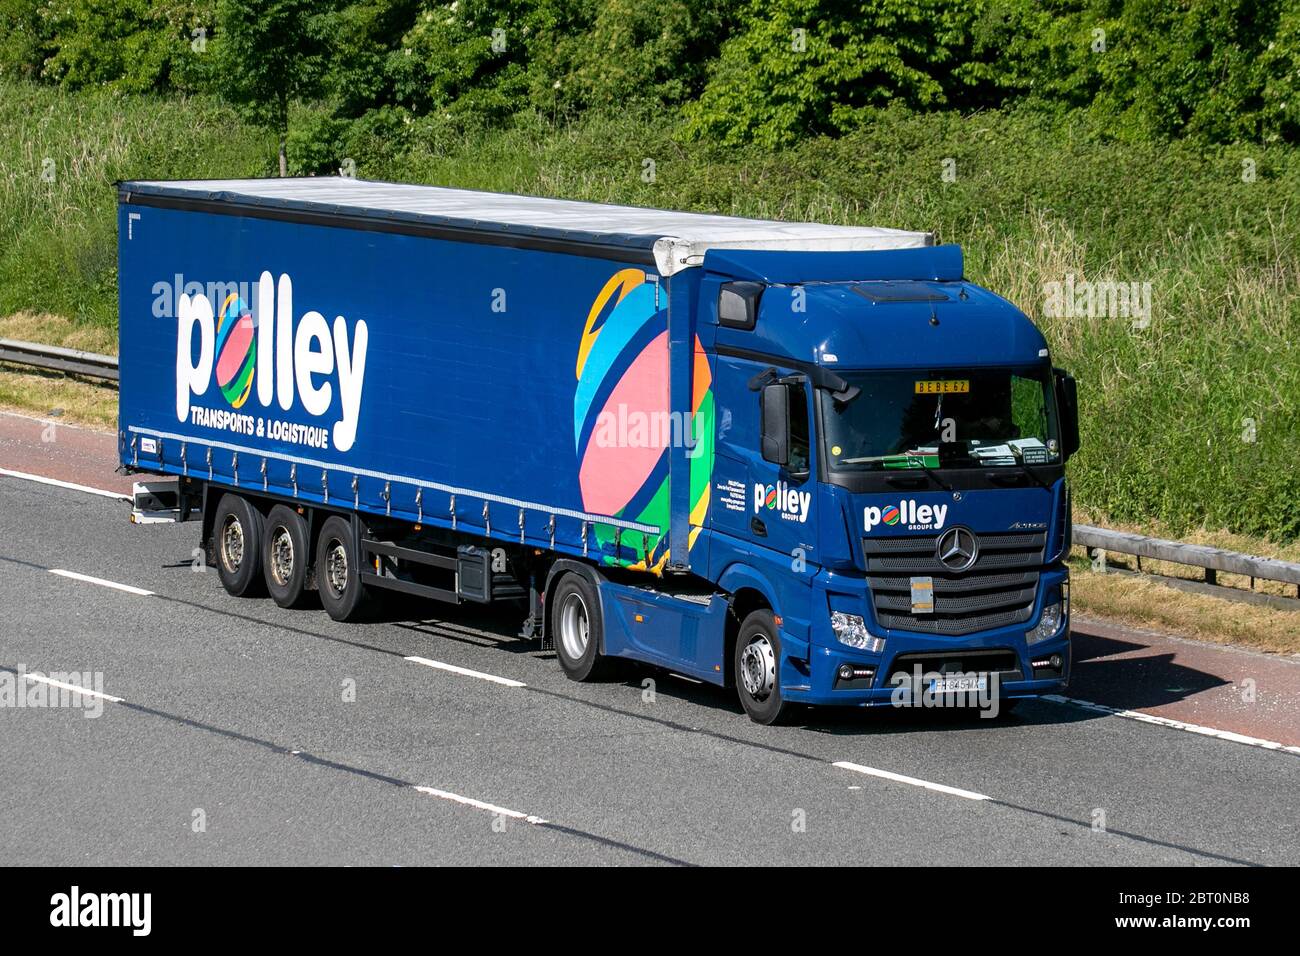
[735,609,789,725]
[551,572,612,681]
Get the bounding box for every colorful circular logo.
[573,269,715,572]
[215,294,257,408]
[764,486,777,509]
[882,505,901,525]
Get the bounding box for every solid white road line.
[1044,694,1300,757]
[22,672,124,704]
[404,655,525,688]
[48,569,154,597]
[833,761,991,801]
[0,467,130,501]
[412,785,547,824]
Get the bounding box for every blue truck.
[117,177,1078,724]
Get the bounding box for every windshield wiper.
[1009,445,1051,490]
[907,452,953,492]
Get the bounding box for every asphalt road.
[1,437,1298,865]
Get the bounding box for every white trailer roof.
[120,177,932,276]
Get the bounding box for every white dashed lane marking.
[404,655,525,688]
[0,468,130,501]
[412,786,547,824]
[22,672,124,704]
[48,568,154,596]
[833,761,992,801]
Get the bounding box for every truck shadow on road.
[290,589,1235,734]
[381,597,547,657]
[1066,627,1231,710]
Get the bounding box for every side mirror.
[1055,369,1079,461]
[718,280,763,330]
[761,382,791,466]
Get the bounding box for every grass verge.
[0,364,117,429]
[0,311,118,427]
[1068,556,1300,657]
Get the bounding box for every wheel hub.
[269,527,295,585]
[558,592,590,661]
[326,541,348,596]
[220,516,244,572]
[739,635,776,700]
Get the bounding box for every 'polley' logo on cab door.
[755,481,811,523]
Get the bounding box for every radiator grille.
[863,531,1045,635]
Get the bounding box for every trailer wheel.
[262,504,310,608]
[551,572,612,681]
[735,609,789,725]
[213,493,264,598]
[316,516,367,622]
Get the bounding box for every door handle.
[750,517,767,537]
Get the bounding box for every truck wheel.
[262,504,310,608]
[551,572,612,681]
[735,609,789,725]
[213,493,264,598]
[316,515,367,622]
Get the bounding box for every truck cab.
[696,245,1078,721]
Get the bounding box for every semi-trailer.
[117,177,1078,724]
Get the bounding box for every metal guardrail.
[0,338,119,382]
[1075,524,1300,609]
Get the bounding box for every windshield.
[820,365,1061,472]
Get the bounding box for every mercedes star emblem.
[936,526,979,572]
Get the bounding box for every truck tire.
[213,493,264,598]
[551,571,612,681]
[735,609,789,725]
[316,515,368,622]
[263,504,310,608]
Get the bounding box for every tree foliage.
[212,0,323,129]
[1,0,1296,149]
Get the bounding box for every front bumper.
[782,567,1071,706]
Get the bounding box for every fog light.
[1026,601,1063,644]
[1050,653,1063,669]
[835,663,876,687]
[831,611,886,653]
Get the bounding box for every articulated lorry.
[117,178,1078,724]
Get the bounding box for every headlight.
[1026,600,1064,644]
[831,611,886,653]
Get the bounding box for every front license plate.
[929,675,987,694]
